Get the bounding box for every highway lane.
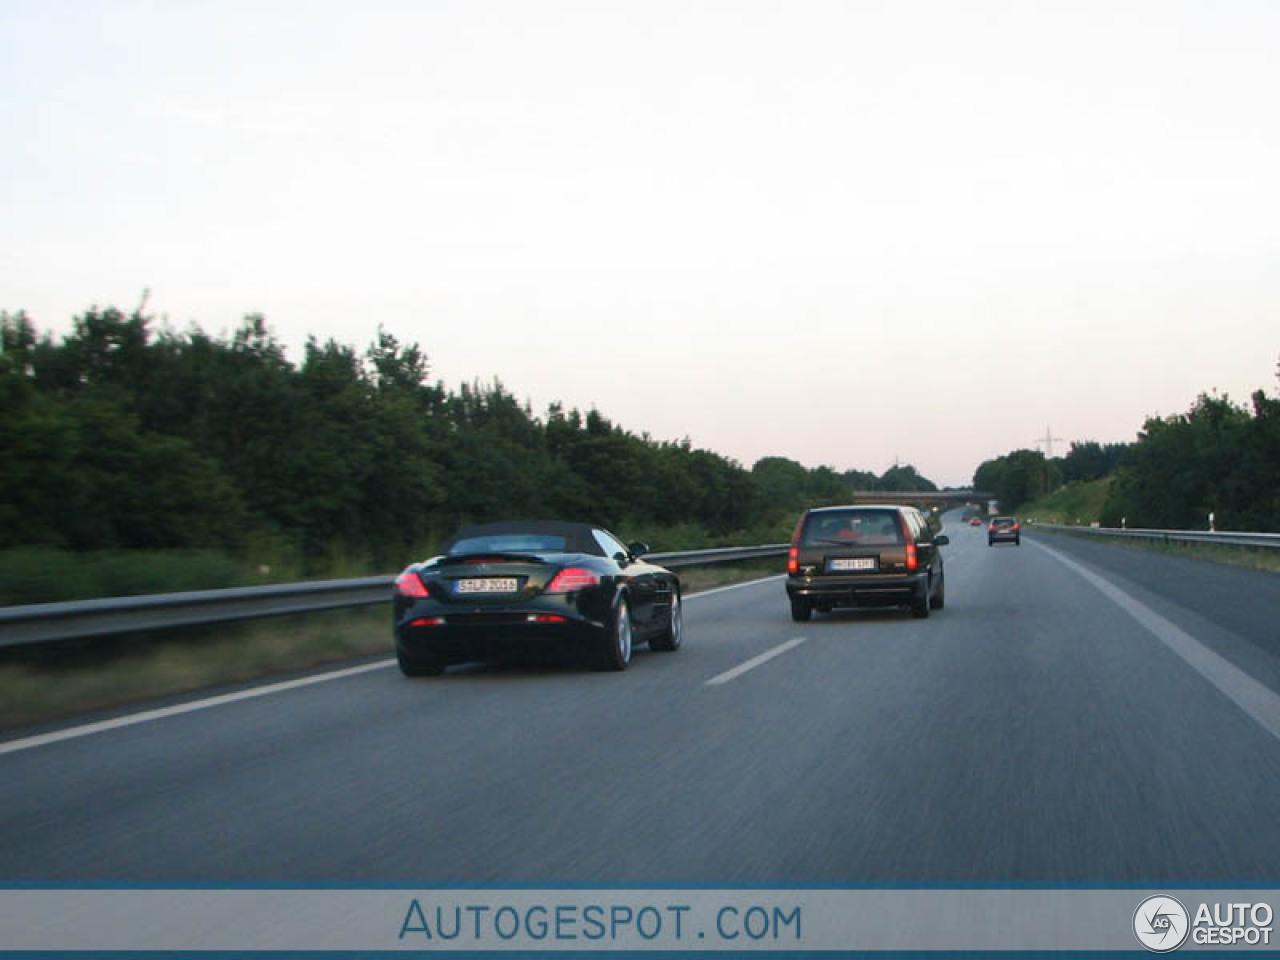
[2,516,1279,882]
[1027,527,1280,695]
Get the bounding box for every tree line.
[1,307,937,573]
[972,368,1280,532]
[973,441,1129,513]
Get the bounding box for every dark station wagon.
[785,505,948,622]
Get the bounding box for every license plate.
[829,557,876,572]
[453,578,519,594]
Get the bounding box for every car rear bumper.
[395,608,606,665]
[989,532,1019,542]
[786,571,929,608]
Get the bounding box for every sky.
[3,1,1278,488]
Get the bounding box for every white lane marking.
[0,574,786,757]
[687,574,786,599]
[705,637,806,687]
[1032,538,1280,744]
[0,660,395,757]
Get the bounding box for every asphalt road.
[3,516,1280,883]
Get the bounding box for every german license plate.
[454,578,519,594]
[829,557,876,572]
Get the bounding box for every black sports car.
[393,520,683,675]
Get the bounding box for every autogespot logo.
[1134,895,1190,953]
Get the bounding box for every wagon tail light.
[787,517,804,575]
[395,572,429,598]
[900,515,919,572]
[1013,522,1021,531]
[546,567,601,593]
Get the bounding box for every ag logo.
[1133,895,1190,952]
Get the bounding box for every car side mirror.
[627,541,650,558]
[934,535,950,546]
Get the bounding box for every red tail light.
[395,572,429,598]
[410,616,445,627]
[1013,522,1021,531]
[526,614,567,624]
[900,514,919,572]
[787,517,804,575]
[546,567,600,593]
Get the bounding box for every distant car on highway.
[968,516,983,526]
[393,520,682,675]
[988,516,1021,546]
[785,505,948,622]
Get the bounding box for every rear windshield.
[801,510,904,547]
[447,534,567,555]
[993,517,1017,524]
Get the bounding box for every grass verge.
[1036,527,1280,574]
[678,559,784,593]
[1015,477,1113,526]
[0,561,782,733]
[0,607,390,732]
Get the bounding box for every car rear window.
[448,534,568,555]
[801,510,904,546]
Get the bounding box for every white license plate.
[454,578,519,594]
[829,557,876,572]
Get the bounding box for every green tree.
[1101,392,1274,530]
[1062,441,1129,483]
[972,449,1058,511]
[875,464,938,492]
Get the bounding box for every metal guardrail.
[1033,524,1280,550]
[0,576,396,649]
[647,543,788,567]
[0,545,789,649]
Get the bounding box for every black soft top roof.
[439,520,604,556]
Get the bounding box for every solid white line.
[0,573,786,758]
[1032,539,1280,744]
[705,637,806,687]
[687,574,786,600]
[0,659,395,757]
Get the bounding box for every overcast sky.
[3,1,1278,487]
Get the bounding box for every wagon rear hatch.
[793,509,910,576]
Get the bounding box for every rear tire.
[595,597,633,671]
[1015,536,1021,546]
[397,648,445,677]
[650,588,682,652]
[912,584,931,619]
[930,571,945,610]
[790,598,812,622]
